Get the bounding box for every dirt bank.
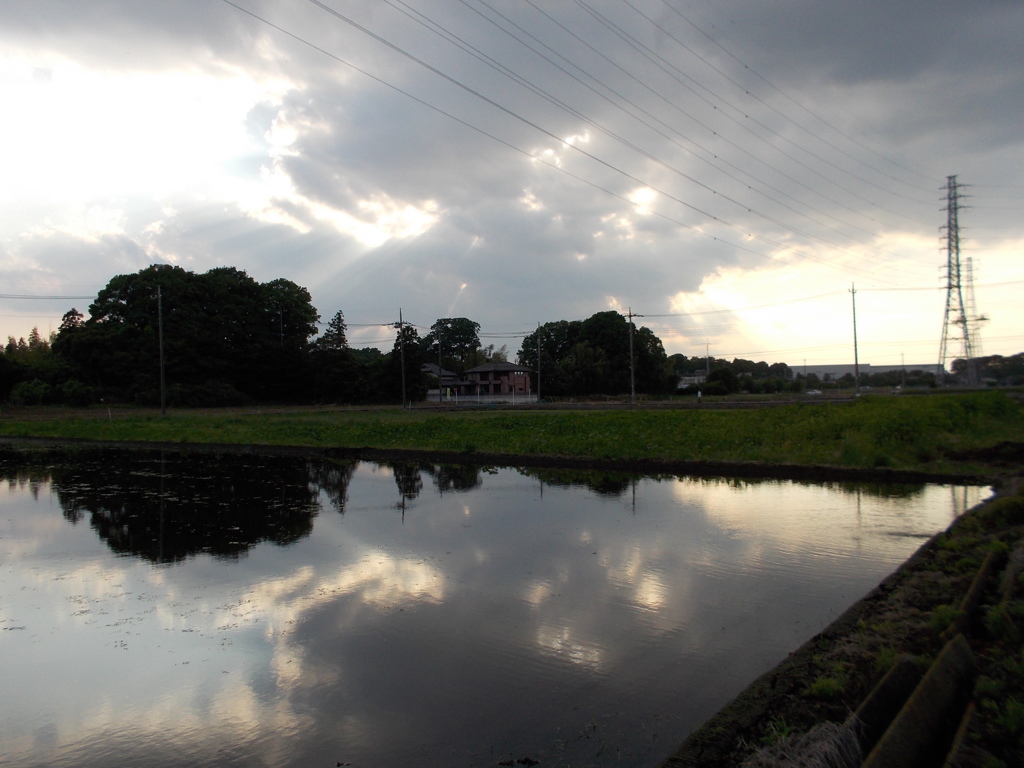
[660,478,1024,768]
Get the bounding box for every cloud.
[0,0,1021,362]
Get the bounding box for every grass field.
[0,390,1020,477]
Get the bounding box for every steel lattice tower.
[937,175,980,385]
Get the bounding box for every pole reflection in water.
[0,447,985,768]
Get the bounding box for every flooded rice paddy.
[0,446,985,767]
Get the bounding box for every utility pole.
[536,322,541,402]
[398,309,407,409]
[627,307,636,405]
[157,286,166,416]
[850,284,860,396]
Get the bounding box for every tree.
[422,318,481,372]
[518,313,676,397]
[316,310,349,351]
[376,322,426,404]
[52,264,320,405]
[253,277,320,401]
[518,320,582,396]
[310,310,361,403]
[668,353,697,376]
[0,324,70,404]
[558,341,609,395]
[633,325,672,394]
[262,278,320,350]
[469,343,508,367]
[579,311,630,394]
[704,366,739,395]
[72,263,197,400]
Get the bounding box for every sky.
[1,0,1022,369]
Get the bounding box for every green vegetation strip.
[0,391,1020,475]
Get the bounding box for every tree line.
[0,265,674,406]
[1,264,1010,407]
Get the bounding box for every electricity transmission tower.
[937,175,984,385]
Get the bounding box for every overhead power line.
[470,0,929,271]
[219,0,884,282]
[655,0,934,189]
[219,0,948,284]
[574,0,933,216]
[0,294,94,300]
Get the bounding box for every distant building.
[798,363,938,380]
[464,361,532,396]
[676,374,706,388]
[421,363,472,397]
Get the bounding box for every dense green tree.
[518,313,674,396]
[954,354,1024,385]
[668,353,701,376]
[468,343,508,368]
[316,310,349,351]
[557,341,609,395]
[634,326,672,394]
[579,311,631,394]
[351,347,384,365]
[518,320,582,396]
[704,366,740,395]
[51,264,319,405]
[421,317,481,372]
[0,353,20,402]
[1,325,72,404]
[310,310,362,403]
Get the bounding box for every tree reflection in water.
[0,446,931,563]
[0,443,976,768]
[0,447,360,563]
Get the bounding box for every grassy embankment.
[0,390,1020,477]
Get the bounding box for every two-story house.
[464,361,532,396]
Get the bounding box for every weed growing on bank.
[0,391,1019,476]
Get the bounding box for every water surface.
[0,447,984,767]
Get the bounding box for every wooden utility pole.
[850,284,860,396]
[398,309,407,409]
[158,286,166,416]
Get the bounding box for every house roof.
[464,361,531,374]
[421,363,457,377]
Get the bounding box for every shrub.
[60,379,94,407]
[167,381,249,407]
[9,379,51,405]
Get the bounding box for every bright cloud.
[0,1,1020,362]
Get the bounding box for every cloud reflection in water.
[0,449,984,768]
